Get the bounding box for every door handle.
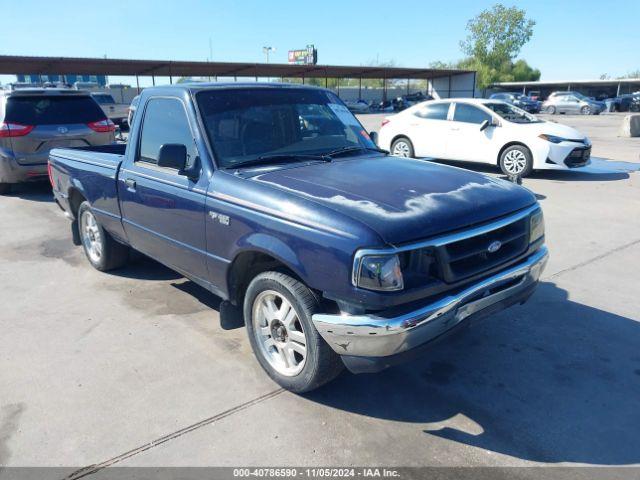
[124,178,136,190]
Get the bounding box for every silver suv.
[0,88,115,194]
[542,91,605,115]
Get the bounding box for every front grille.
[564,147,591,167]
[436,217,529,283]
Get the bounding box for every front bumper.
[312,246,548,372]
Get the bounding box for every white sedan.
[377,98,592,176]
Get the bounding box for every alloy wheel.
[80,210,103,263]
[503,150,528,175]
[252,290,307,376]
[392,141,411,157]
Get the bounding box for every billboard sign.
[288,44,317,65]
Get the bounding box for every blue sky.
[1,0,638,86]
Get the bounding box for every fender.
[234,232,309,282]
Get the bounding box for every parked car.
[344,99,370,113]
[91,93,129,126]
[378,98,592,177]
[392,92,433,111]
[49,84,547,392]
[605,94,640,112]
[528,91,541,101]
[489,92,540,113]
[543,92,605,115]
[127,95,140,128]
[0,88,115,194]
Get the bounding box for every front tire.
[499,145,533,177]
[0,183,11,195]
[581,105,592,115]
[390,137,414,158]
[545,105,556,114]
[244,271,343,393]
[78,201,129,271]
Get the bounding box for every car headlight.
[353,253,404,291]
[530,210,545,243]
[538,134,567,144]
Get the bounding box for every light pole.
[262,46,276,64]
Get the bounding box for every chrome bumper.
[313,246,548,358]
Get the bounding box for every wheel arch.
[226,248,306,307]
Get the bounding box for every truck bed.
[49,143,127,243]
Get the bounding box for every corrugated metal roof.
[0,55,474,80]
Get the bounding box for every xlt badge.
[209,211,230,226]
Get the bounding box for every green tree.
[461,4,535,68]
[459,4,536,89]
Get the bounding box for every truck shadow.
[305,282,640,465]
[4,182,53,202]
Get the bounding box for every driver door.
[119,96,210,283]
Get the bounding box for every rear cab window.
[5,95,106,125]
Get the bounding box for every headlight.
[353,253,404,291]
[538,134,567,144]
[530,210,545,243]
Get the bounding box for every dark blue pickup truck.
[49,83,548,392]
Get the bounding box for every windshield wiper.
[230,153,331,170]
[324,146,388,158]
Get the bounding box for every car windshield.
[196,87,378,169]
[484,102,542,123]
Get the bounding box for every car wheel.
[581,105,592,115]
[391,137,414,158]
[499,145,533,177]
[244,271,343,393]
[78,201,129,271]
[0,183,11,195]
[545,106,556,114]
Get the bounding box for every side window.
[414,102,450,120]
[137,98,196,168]
[452,103,492,125]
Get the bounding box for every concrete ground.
[1,114,639,476]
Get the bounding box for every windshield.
[484,102,541,124]
[196,88,377,169]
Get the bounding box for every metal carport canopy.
[0,55,472,80]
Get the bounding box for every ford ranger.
[49,83,548,392]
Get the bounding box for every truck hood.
[252,156,536,245]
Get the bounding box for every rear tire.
[0,183,11,195]
[78,201,129,271]
[499,145,533,178]
[244,271,343,393]
[390,137,415,158]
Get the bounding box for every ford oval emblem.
[57,126,68,134]
[487,240,502,253]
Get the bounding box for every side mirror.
[479,119,493,131]
[157,144,187,170]
[369,131,379,145]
